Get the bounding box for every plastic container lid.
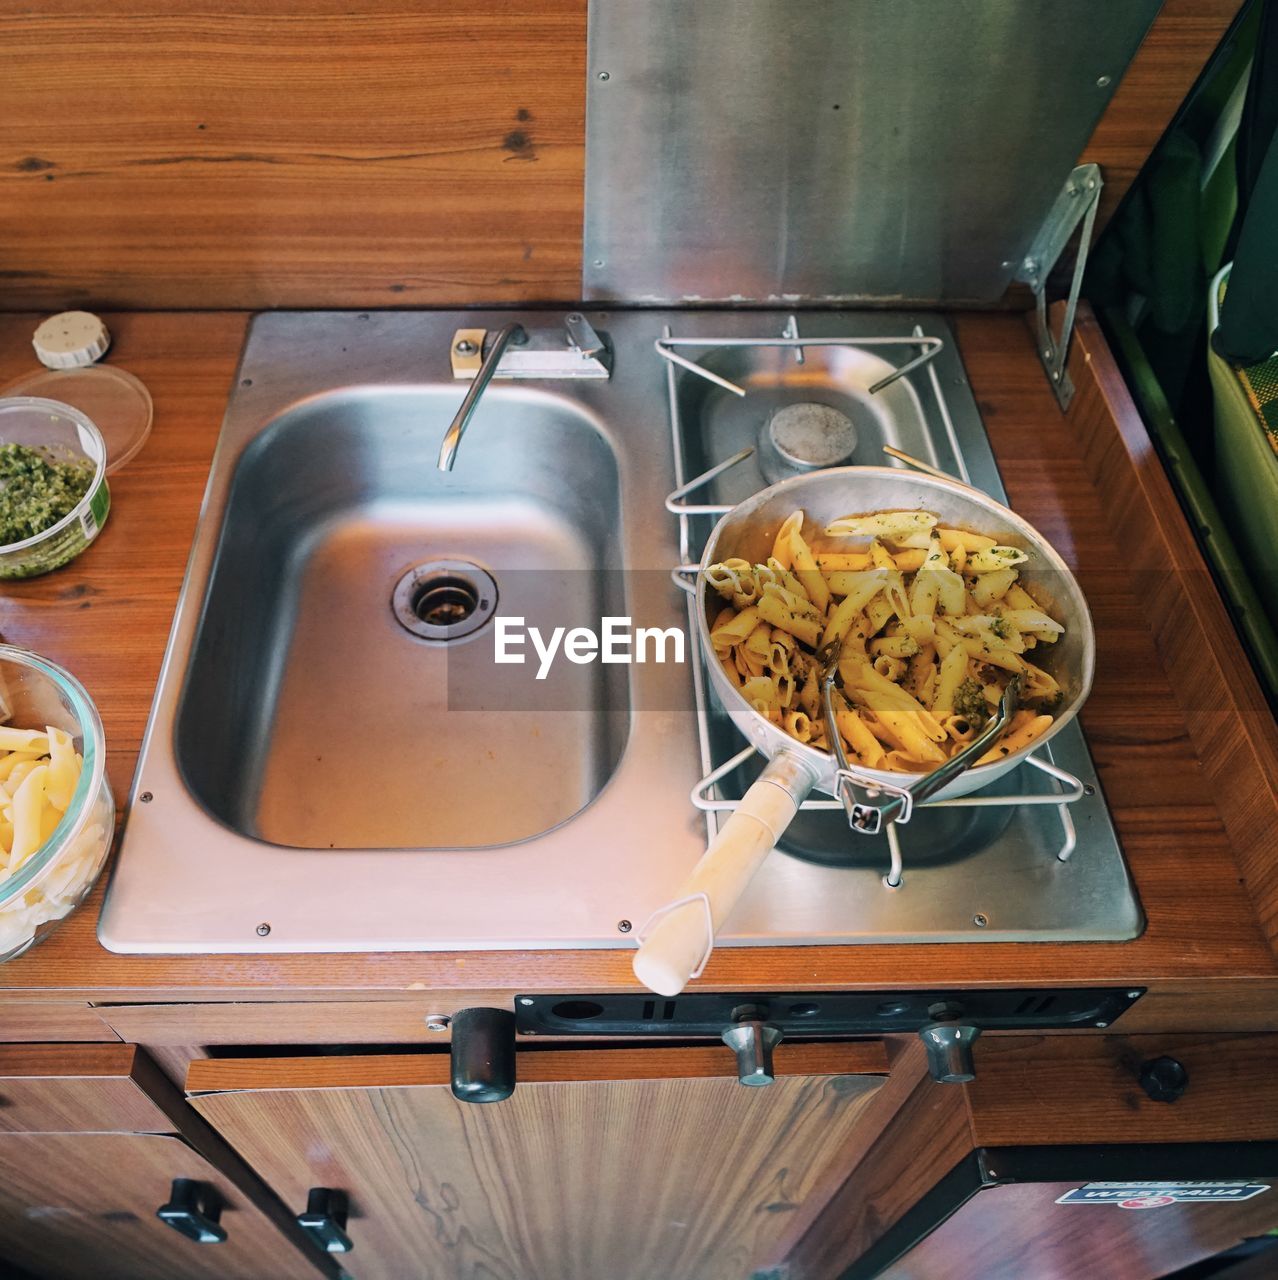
[32,312,110,369]
[0,366,152,473]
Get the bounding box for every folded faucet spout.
[438,323,527,471]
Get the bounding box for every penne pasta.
[872,654,908,682]
[966,545,1029,573]
[976,712,1053,765]
[757,584,824,647]
[702,506,1068,775]
[772,511,804,570]
[938,527,997,553]
[785,522,832,616]
[816,551,874,572]
[931,644,970,719]
[971,567,1019,609]
[836,706,887,770]
[825,511,938,540]
[783,709,813,741]
[0,726,50,754]
[710,605,761,652]
[890,548,928,572]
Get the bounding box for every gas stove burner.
[759,402,857,482]
[661,312,1140,944]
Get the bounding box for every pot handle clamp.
[819,639,1021,837]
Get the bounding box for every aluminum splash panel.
[584,0,1161,304]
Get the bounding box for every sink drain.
[392,560,499,642]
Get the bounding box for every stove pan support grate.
[662,316,1089,892]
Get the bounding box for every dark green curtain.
[1215,0,1278,364]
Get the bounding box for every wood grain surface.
[186,1041,888,1093]
[0,1043,176,1134]
[1069,310,1278,956]
[0,1131,327,1279]
[0,309,1275,1009]
[761,1039,935,1273]
[1081,0,1247,232]
[784,1030,1278,1280]
[0,1,586,309]
[0,1001,119,1042]
[966,1032,1278,1146]
[190,1043,885,1280]
[0,1,1241,309]
[782,1042,973,1280]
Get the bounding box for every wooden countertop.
[0,310,1275,1004]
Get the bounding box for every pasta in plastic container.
[0,646,114,962]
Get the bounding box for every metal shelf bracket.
[1016,163,1102,410]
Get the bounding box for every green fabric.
[1216,0,1278,362]
[1209,267,1278,635]
[1087,129,1209,412]
[1214,132,1278,362]
[1218,271,1278,454]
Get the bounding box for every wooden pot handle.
[632,754,815,997]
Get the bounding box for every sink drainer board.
[100,309,1140,954]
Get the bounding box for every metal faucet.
[437,323,527,471]
[437,314,611,471]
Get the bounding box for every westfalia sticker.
[1057,1182,1271,1209]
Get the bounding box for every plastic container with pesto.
[0,397,110,578]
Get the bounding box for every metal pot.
[632,466,1095,997]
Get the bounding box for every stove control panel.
[513,987,1144,1040]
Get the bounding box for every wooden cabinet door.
[0,1131,326,1280]
[0,1044,333,1280]
[782,1035,1278,1280]
[187,1040,888,1280]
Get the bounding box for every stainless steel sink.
[176,387,628,850]
[101,308,1056,955]
[101,310,706,954]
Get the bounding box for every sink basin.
[176,387,628,850]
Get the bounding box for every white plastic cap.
[32,311,111,369]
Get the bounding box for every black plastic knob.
[450,1007,517,1103]
[157,1178,227,1244]
[296,1187,353,1253]
[1138,1056,1189,1103]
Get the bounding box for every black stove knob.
[1138,1056,1189,1103]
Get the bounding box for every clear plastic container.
[0,397,110,579]
[0,646,115,962]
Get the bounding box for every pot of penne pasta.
[633,466,1094,997]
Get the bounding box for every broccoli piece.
[952,676,990,726]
